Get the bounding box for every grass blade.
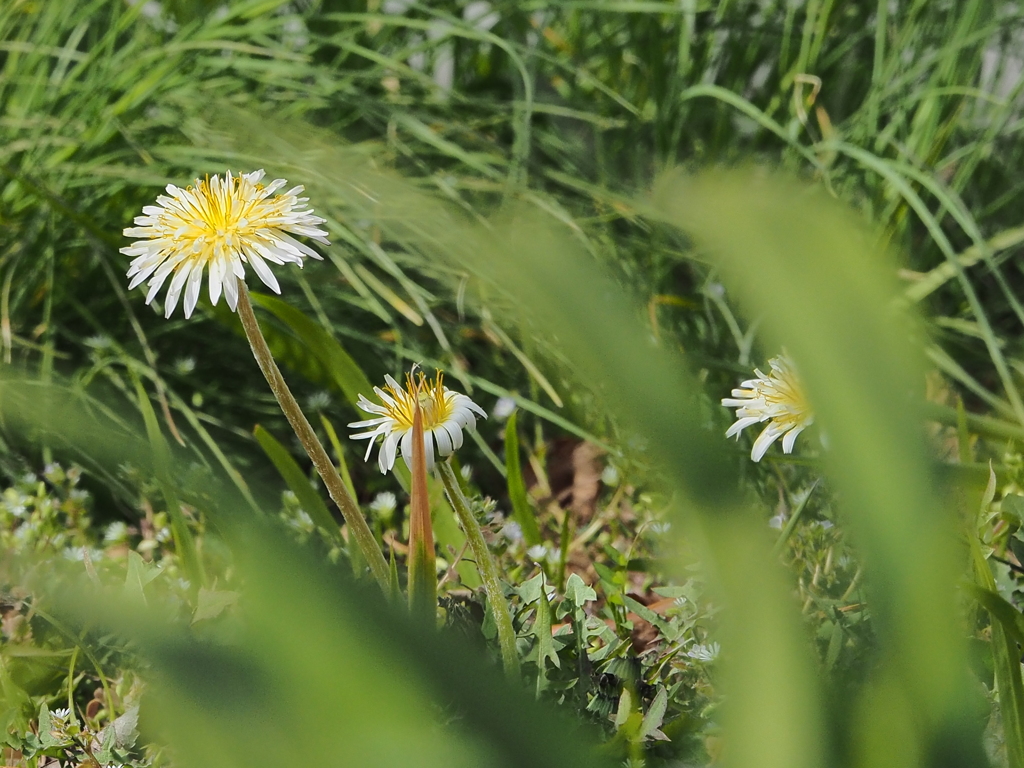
[253,424,339,545]
[504,411,541,546]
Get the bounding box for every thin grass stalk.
[437,458,520,679]
[407,398,437,618]
[235,280,390,593]
[131,374,204,591]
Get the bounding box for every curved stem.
[437,459,520,680]
[236,280,390,593]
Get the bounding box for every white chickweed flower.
[122,170,329,319]
[369,491,398,516]
[722,353,813,462]
[348,370,486,474]
[685,642,720,662]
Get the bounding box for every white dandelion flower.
[348,370,486,474]
[122,170,329,319]
[722,353,813,462]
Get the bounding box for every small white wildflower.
[686,642,720,662]
[501,520,523,542]
[369,491,397,516]
[705,282,725,299]
[527,544,548,562]
[174,357,196,375]
[285,509,315,535]
[600,464,620,486]
[104,521,130,544]
[306,391,332,412]
[722,352,813,462]
[648,521,671,536]
[122,170,329,319]
[64,547,103,563]
[492,396,516,420]
[349,370,486,474]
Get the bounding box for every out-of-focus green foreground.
[6,0,1020,765]
[5,140,987,767]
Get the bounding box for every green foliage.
[4,1,1024,767]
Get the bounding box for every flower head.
[722,353,813,462]
[122,170,329,319]
[349,370,486,474]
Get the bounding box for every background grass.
[4,1,1024,766]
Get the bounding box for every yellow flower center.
[171,176,281,256]
[381,372,455,430]
[758,369,810,426]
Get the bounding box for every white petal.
[350,428,390,440]
[400,429,414,469]
[455,409,477,432]
[245,248,281,294]
[782,425,806,454]
[442,420,463,451]
[725,416,762,439]
[208,256,226,306]
[183,261,205,319]
[423,429,436,472]
[348,417,391,429]
[432,424,453,456]
[127,258,163,289]
[224,272,239,311]
[399,429,435,472]
[373,386,398,408]
[379,431,401,474]
[751,426,782,462]
[145,268,173,305]
[163,263,192,318]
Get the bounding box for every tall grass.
[3,1,1024,767]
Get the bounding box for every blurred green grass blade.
[504,411,541,546]
[69,522,612,768]
[213,127,826,768]
[253,424,340,545]
[966,465,1024,768]
[969,585,1024,768]
[131,373,203,589]
[652,168,983,762]
[249,291,374,411]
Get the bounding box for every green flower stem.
[236,281,390,593]
[438,459,520,679]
